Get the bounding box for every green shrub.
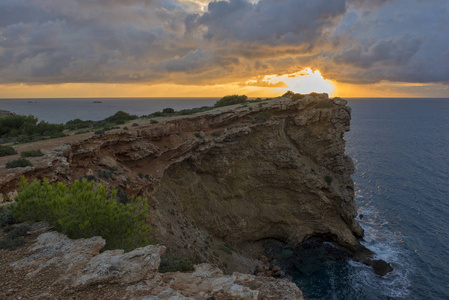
[12,177,154,251]
[0,208,14,227]
[214,95,248,108]
[150,119,159,124]
[0,224,28,250]
[211,131,221,137]
[253,112,272,123]
[132,123,139,127]
[20,149,44,158]
[0,236,25,250]
[5,158,33,169]
[159,254,195,273]
[94,129,105,135]
[282,91,305,100]
[325,175,333,185]
[103,111,138,124]
[123,127,129,130]
[0,145,17,157]
[5,224,29,239]
[0,114,64,138]
[162,108,175,114]
[218,244,233,255]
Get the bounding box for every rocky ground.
[0,223,303,299]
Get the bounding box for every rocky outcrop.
[0,110,14,117]
[10,231,303,299]
[0,93,376,277]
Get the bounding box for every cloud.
[0,0,448,89]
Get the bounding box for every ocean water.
[1,97,448,299]
[0,98,218,124]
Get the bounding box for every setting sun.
[262,68,335,96]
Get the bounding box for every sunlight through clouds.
[262,69,335,95]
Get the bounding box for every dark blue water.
[1,97,448,299]
[293,99,449,300]
[0,98,218,124]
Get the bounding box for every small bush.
[218,244,233,255]
[194,132,202,139]
[5,224,29,239]
[159,254,195,273]
[214,95,248,108]
[253,112,272,123]
[123,127,129,130]
[150,119,159,124]
[325,175,333,185]
[162,108,175,114]
[211,131,221,137]
[0,145,17,157]
[282,91,305,100]
[94,129,105,135]
[0,236,25,250]
[5,158,33,169]
[0,224,28,250]
[12,177,154,251]
[21,149,44,158]
[0,208,14,227]
[132,123,139,127]
[103,111,138,124]
[98,169,111,179]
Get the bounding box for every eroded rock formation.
[8,230,302,299]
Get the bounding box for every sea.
[0,97,448,299]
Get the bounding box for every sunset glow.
[261,69,335,96]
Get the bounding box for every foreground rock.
[9,231,303,299]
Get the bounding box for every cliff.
[0,94,380,297]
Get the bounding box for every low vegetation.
[0,224,29,250]
[214,95,248,108]
[159,254,195,273]
[282,91,305,100]
[0,114,65,144]
[253,112,272,123]
[65,111,138,131]
[20,149,44,157]
[0,145,17,157]
[5,158,33,169]
[11,177,154,251]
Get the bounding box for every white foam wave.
[351,201,412,299]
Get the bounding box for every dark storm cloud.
[333,34,423,69]
[195,0,346,46]
[0,0,448,86]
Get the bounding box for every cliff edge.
[1,93,382,297]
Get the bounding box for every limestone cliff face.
[153,96,363,256]
[0,94,365,272]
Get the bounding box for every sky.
[0,0,448,98]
